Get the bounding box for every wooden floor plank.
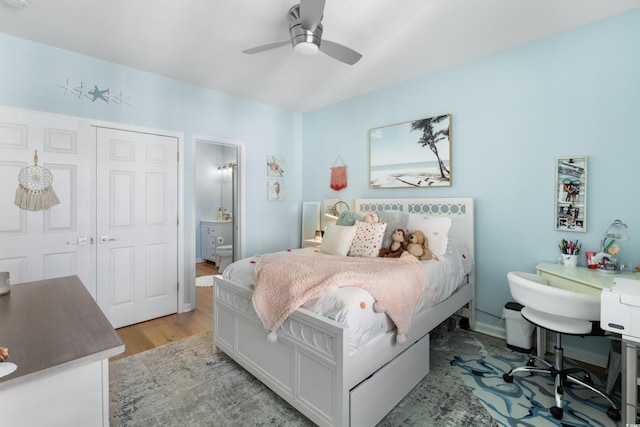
[110,261,216,361]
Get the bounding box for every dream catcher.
[14,151,60,211]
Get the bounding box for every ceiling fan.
[242,0,362,65]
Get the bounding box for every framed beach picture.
[554,156,587,232]
[369,114,452,188]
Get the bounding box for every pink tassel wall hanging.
[330,156,347,191]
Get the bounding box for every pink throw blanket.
[253,251,424,345]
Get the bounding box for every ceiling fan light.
[4,0,29,7]
[294,41,319,56]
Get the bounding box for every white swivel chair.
[502,271,620,421]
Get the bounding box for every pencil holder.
[561,254,579,267]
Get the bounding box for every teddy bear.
[361,212,379,223]
[378,228,407,258]
[406,230,432,260]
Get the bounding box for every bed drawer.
[350,333,430,427]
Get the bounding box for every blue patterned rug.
[451,354,620,427]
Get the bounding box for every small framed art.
[267,179,284,201]
[555,156,587,232]
[267,155,285,177]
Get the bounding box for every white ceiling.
[1,0,638,112]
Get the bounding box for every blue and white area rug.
[451,354,619,427]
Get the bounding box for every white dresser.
[201,221,232,263]
[0,276,124,426]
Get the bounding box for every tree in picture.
[410,114,450,182]
[369,113,452,188]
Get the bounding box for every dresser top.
[0,276,124,390]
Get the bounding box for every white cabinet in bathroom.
[201,221,232,263]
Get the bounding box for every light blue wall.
[1,9,638,360]
[0,33,303,260]
[301,9,640,351]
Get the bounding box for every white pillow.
[406,214,452,256]
[348,221,387,258]
[320,224,357,256]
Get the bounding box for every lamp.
[601,219,630,252]
[217,163,233,182]
[294,41,319,56]
[592,219,630,273]
[324,201,349,219]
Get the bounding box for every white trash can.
[503,302,535,353]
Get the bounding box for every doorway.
[194,137,244,273]
[0,106,182,328]
[95,127,179,328]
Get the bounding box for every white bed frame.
[213,198,475,426]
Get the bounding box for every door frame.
[0,106,186,314]
[92,119,186,313]
[191,134,246,290]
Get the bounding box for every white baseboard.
[475,321,506,341]
[473,321,608,368]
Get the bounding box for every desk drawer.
[538,271,601,296]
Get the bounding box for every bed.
[213,198,475,427]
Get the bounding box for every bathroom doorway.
[194,137,244,272]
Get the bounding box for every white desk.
[535,262,639,296]
[302,238,322,248]
[535,262,639,354]
[621,338,640,424]
[536,262,640,424]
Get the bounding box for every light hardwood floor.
[110,261,217,361]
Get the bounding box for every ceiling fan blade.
[319,40,362,65]
[299,0,325,31]
[242,40,290,55]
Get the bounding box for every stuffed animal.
[336,211,362,226]
[361,212,379,223]
[406,230,432,260]
[379,229,407,258]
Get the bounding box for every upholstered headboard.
[355,198,475,260]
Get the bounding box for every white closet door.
[0,107,94,296]
[95,127,178,328]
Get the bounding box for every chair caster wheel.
[607,406,621,421]
[550,406,563,420]
[503,373,513,383]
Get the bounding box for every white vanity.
[201,220,232,263]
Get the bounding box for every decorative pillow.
[348,221,387,257]
[336,211,362,226]
[406,214,452,256]
[320,224,357,256]
[376,211,409,248]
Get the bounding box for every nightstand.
[302,238,322,248]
